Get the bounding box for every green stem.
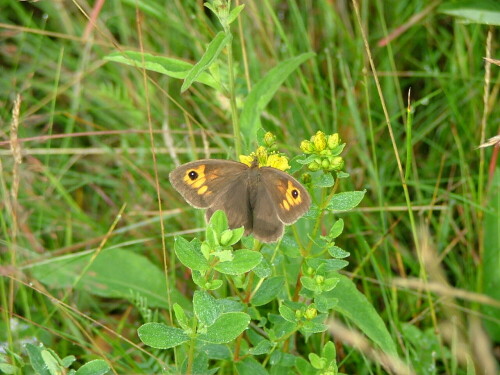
[226,33,242,156]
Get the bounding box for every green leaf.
[439,0,500,26]
[322,341,336,363]
[240,52,315,149]
[26,249,189,310]
[227,4,245,24]
[0,364,18,374]
[328,219,344,239]
[331,275,398,356]
[251,276,285,306]
[295,357,315,375]
[300,276,320,293]
[197,312,250,343]
[75,360,110,375]
[104,51,220,90]
[193,291,222,327]
[208,210,229,235]
[308,353,324,369]
[252,257,272,278]
[26,344,48,375]
[328,246,350,259]
[175,236,210,272]
[173,303,190,331]
[314,173,335,188]
[249,339,274,355]
[307,258,348,272]
[278,304,297,323]
[315,294,338,313]
[301,320,327,334]
[482,168,500,340]
[61,355,76,368]
[327,190,366,211]
[41,350,60,374]
[138,323,190,349]
[181,32,231,92]
[214,249,262,275]
[235,357,268,375]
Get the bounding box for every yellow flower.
[239,154,254,167]
[267,154,290,171]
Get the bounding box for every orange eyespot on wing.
[182,165,212,196]
[279,181,303,211]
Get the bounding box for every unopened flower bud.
[313,131,327,152]
[327,133,340,149]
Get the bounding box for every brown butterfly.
[169,159,311,242]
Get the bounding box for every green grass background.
[1,0,499,374]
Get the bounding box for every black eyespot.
[292,189,299,199]
[188,170,198,180]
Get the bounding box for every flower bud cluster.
[300,131,344,172]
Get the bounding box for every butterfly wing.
[250,181,284,242]
[169,159,252,231]
[259,167,311,225]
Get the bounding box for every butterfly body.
[169,159,311,242]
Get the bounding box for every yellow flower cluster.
[300,131,344,172]
[239,144,290,171]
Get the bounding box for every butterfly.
[169,159,311,242]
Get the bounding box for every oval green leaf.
[138,323,190,349]
[197,312,250,344]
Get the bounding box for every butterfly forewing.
[259,167,311,225]
[169,160,247,209]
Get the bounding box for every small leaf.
[439,0,500,26]
[41,350,60,374]
[314,173,334,188]
[174,236,209,271]
[104,51,220,90]
[300,276,320,293]
[328,219,344,239]
[181,32,232,92]
[322,341,336,363]
[249,339,274,355]
[251,276,285,306]
[295,357,315,375]
[225,227,245,246]
[307,258,348,272]
[301,320,327,334]
[308,353,324,369]
[278,304,297,323]
[61,355,76,368]
[198,312,250,343]
[173,303,190,331]
[327,190,366,211]
[227,4,245,24]
[208,210,229,234]
[328,246,350,259]
[193,291,222,326]
[234,357,268,375]
[315,294,338,313]
[26,344,49,375]
[75,360,110,375]
[252,257,272,278]
[138,323,190,349]
[214,250,262,275]
[206,279,224,290]
[0,364,18,374]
